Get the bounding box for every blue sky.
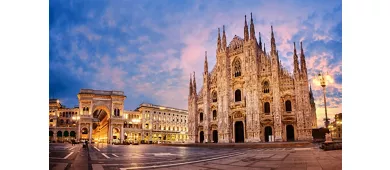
[49,0,342,127]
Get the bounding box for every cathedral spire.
[300,41,307,75]
[204,51,208,73]
[259,32,262,49]
[244,15,249,41]
[271,25,276,54]
[193,72,197,95]
[263,43,266,56]
[189,73,193,96]
[222,25,227,51]
[217,28,221,52]
[293,42,300,75]
[309,83,315,103]
[250,13,256,40]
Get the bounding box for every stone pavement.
[151,148,342,170]
[50,143,341,170]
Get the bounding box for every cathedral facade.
[188,14,317,143]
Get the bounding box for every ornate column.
[109,124,113,144]
[77,123,81,141]
[120,125,124,143]
[89,123,92,142]
[53,130,57,142]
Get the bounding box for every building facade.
[49,89,188,144]
[188,14,317,143]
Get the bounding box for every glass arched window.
[264,102,270,114]
[213,110,217,120]
[263,81,270,93]
[285,100,292,112]
[200,112,203,122]
[235,89,241,102]
[233,58,242,77]
[212,91,217,102]
[81,128,88,134]
[60,119,64,124]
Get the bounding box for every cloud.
[50,0,342,120]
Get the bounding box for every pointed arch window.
[200,112,203,122]
[233,58,242,77]
[264,102,270,114]
[235,89,242,102]
[213,110,217,120]
[285,100,292,112]
[212,91,217,102]
[263,81,270,93]
[114,109,120,116]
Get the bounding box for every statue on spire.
[222,25,227,50]
[244,15,249,41]
[250,13,256,40]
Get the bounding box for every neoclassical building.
[49,89,188,144]
[188,14,317,143]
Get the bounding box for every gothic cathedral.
[188,14,317,143]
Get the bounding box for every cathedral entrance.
[264,126,272,142]
[212,130,218,143]
[286,125,295,141]
[199,131,204,143]
[234,121,244,143]
[92,108,110,143]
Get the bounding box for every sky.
[49,0,342,128]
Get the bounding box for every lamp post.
[72,116,80,141]
[317,72,330,129]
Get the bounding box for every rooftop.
[79,89,125,96]
[136,102,188,113]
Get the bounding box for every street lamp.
[314,72,333,129]
[72,116,80,141]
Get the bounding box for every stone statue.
[325,133,333,143]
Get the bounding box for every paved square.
[49,143,341,170]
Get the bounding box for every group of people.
[70,139,89,148]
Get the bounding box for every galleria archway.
[92,108,110,143]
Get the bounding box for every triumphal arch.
[77,89,126,144]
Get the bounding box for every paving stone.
[307,166,323,170]
[230,160,255,167]
[249,161,282,168]
[52,163,68,170]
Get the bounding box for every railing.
[79,89,125,96]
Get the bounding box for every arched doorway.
[286,125,295,141]
[234,121,244,143]
[264,126,272,142]
[81,128,89,140]
[92,107,110,143]
[57,131,62,142]
[112,128,120,144]
[49,131,54,142]
[70,131,76,139]
[212,130,218,143]
[64,131,69,142]
[199,131,204,143]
